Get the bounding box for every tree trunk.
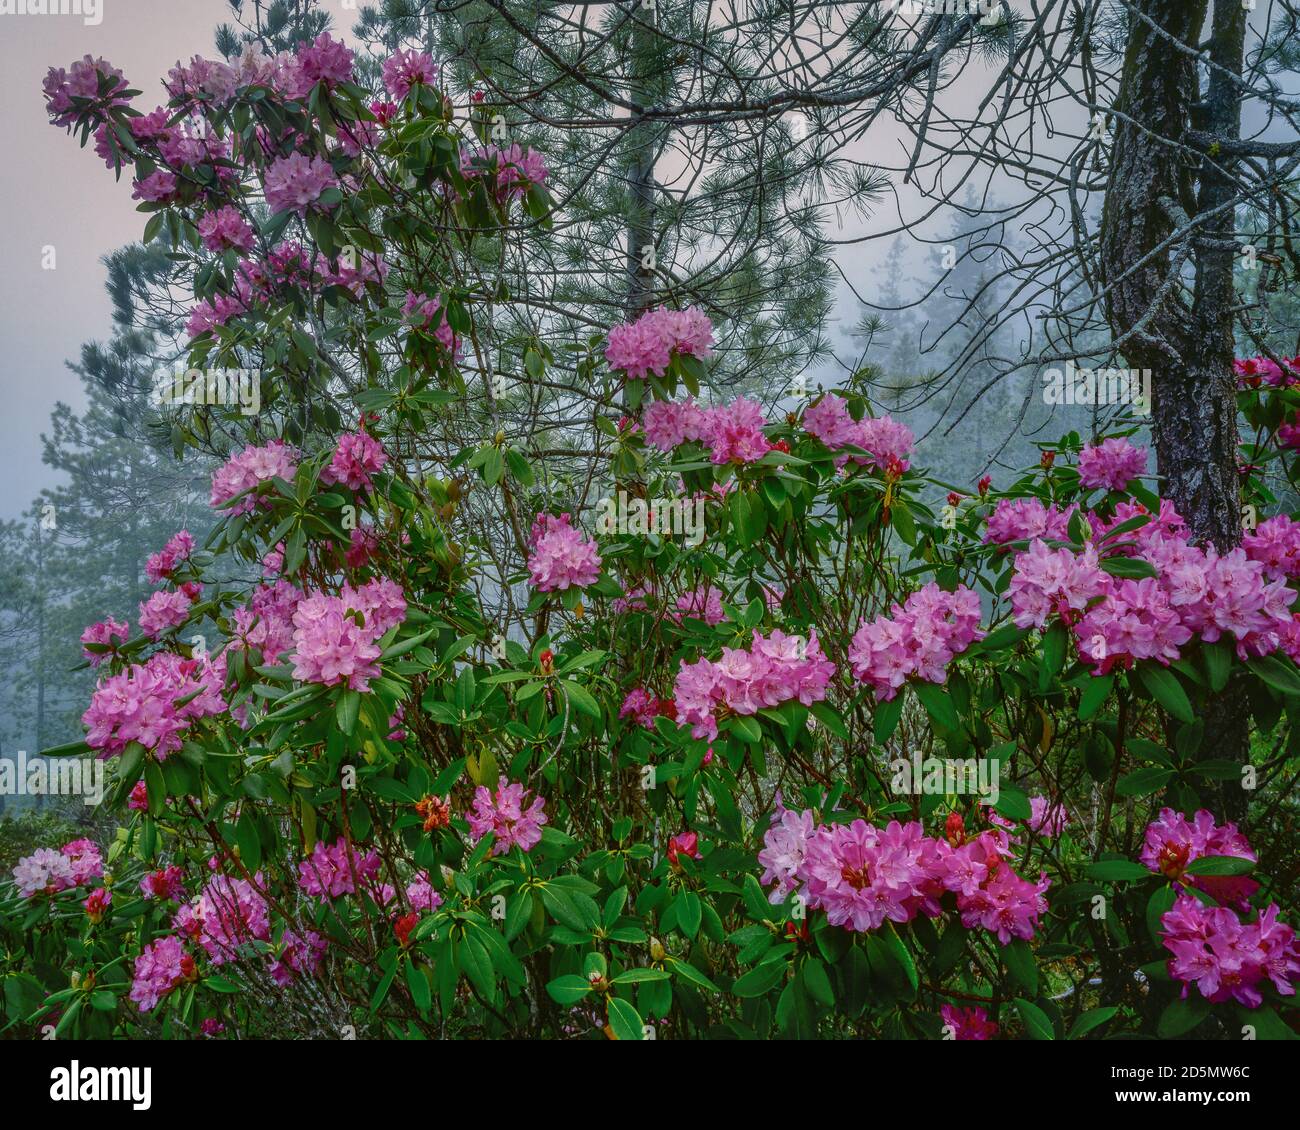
[1099,0,1250,822]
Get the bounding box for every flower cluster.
[1140,808,1259,910]
[402,290,459,353]
[12,839,103,898]
[605,306,715,380]
[848,583,984,700]
[297,837,382,900]
[319,429,388,493]
[526,512,602,592]
[263,152,338,215]
[82,652,227,760]
[382,48,438,100]
[618,688,677,729]
[129,936,195,1012]
[940,1004,999,1040]
[1161,895,1300,1008]
[984,497,1075,546]
[210,440,299,514]
[80,615,129,666]
[641,396,771,464]
[674,629,835,741]
[290,578,406,692]
[802,395,915,474]
[465,777,549,856]
[1076,438,1147,492]
[145,530,195,583]
[138,588,196,639]
[197,205,256,253]
[461,143,549,203]
[762,807,1050,944]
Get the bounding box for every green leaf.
[1077,674,1113,720]
[1184,855,1255,877]
[607,997,645,1041]
[1115,766,1175,798]
[1135,664,1194,723]
[1086,860,1151,882]
[1015,997,1055,1040]
[1003,937,1038,995]
[546,974,594,1005]
[1068,1006,1118,1040]
[1157,995,1210,1038]
[912,682,960,733]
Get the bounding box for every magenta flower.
[984,497,1075,545]
[145,530,195,584]
[81,615,129,666]
[940,1004,998,1040]
[605,306,714,380]
[82,652,226,761]
[1140,808,1258,910]
[297,837,382,900]
[465,776,549,855]
[197,205,255,253]
[1077,438,1147,492]
[383,48,438,100]
[1161,894,1300,1008]
[129,936,195,1012]
[848,583,984,700]
[263,152,339,215]
[320,429,388,493]
[138,589,194,639]
[526,512,601,592]
[210,439,299,513]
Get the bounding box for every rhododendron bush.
[6,33,1300,1044]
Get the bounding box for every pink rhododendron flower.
[145,530,195,584]
[1161,894,1300,1008]
[129,936,195,1012]
[618,689,676,729]
[526,512,602,592]
[466,777,549,855]
[197,205,256,253]
[230,579,303,662]
[673,629,835,741]
[263,152,339,214]
[1243,515,1300,581]
[605,306,714,379]
[460,143,549,202]
[297,838,382,900]
[269,928,327,987]
[383,48,438,100]
[758,797,816,903]
[290,588,392,692]
[83,652,227,761]
[940,1004,998,1040]
[127,780,149,811]
[1077,438,1147,492]
[642,398,710,451]
[320,429,388,493]
[138,589,194,639]
[132,170,179,203]
[12,848,75,898]
[1140,808,1258,910]
[43,55,130,128]
[210,440,299,513]
[81,616,129,665]
[702,397,771,464]
[1009,539,1108,628]
[1075,577,1192,674]
[848,583,983,699]
[401,290,459,352]
[984,497,1075,545]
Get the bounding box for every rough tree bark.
[1099,0,1250,821]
